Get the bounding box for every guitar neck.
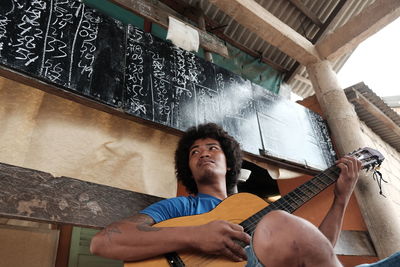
[240,165,340,234]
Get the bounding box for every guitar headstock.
[349,147,384,171]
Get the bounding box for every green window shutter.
[68,227,122,267]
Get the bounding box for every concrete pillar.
[306,60,400,259]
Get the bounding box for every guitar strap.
[373,170,388,197]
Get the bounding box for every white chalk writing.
[174,48,187,89]
[77,9,100,78]
[41,0,76,82]
[129,26,144,43]
[11,1,46,66]
[150,50,170,122]
[0,15,10,56]
[126,26,147,114]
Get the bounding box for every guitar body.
[124,193,269,267]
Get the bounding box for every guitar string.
[188,253,218,266]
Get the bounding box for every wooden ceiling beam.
[109,0,229,57]
[316,0,400,60]
[209,0,321,65]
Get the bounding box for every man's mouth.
[198,159,215,167]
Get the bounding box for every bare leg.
[253,210,342,267]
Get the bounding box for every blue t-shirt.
[140,193,222,223]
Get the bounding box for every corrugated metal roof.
[344,82,400,152]
[178,0,377,98]
[288,0,376,98]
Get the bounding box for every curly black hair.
[175,123,243,195]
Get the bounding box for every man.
[90,123,361,266]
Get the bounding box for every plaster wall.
[0,76,179,198]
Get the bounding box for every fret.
[308,181,321,193]
[292,188,309,202]
[272,198,297,213]
[240,206,274,233]
[310,179,325,190]
[329,166,341,176]
[242,222,256,234]
[281,199,296,213]
[316,176,331,186]
[272,202,283,211]
[255,206,273,218]
[286,191,303,206]
[300,183,318,196]
[324,166,340,180]
[315,179,327,189]
[244,216,258,230]
[242,222,253,234]
[320,173,335,183]
[269,201,283,210]
[297,185,317,201]
[241,210,260,227]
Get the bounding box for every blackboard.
[0,0,336,170]
[0,0,124,107]
[253,84,336,169]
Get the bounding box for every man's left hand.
[334,156,362,204]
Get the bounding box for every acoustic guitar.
[125,147,384,267]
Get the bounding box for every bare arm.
[90,213,250,262]
[319,156,361,246]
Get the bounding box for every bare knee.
[252,210,341,267]
[254,210,302,237]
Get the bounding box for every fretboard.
[240,165,340,235]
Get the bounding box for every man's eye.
[210,146,219,150]
[191,150,199,155]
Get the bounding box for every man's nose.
[199,150,210,158]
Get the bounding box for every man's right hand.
[91,215,251,262]
[190,220,251,262]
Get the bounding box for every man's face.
[188,138,228,183]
